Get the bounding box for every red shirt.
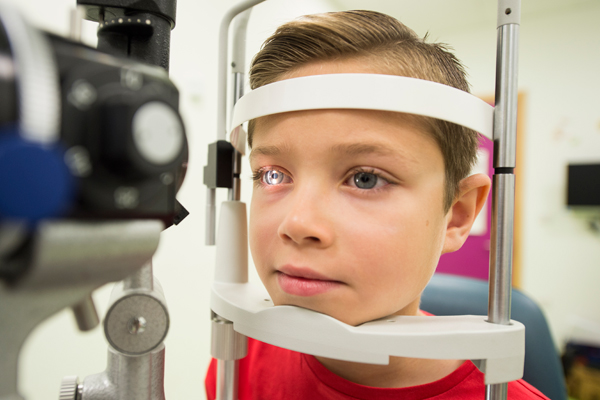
[205,338,548,400]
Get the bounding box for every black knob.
[100,96,185,179]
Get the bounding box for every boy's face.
[248,61,450,326]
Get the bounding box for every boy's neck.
[315,307,465,388]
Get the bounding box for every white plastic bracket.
[211,282,525,385]
[230,74,494,140]
[214,201,248,284]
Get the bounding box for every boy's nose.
[277,191,334,248]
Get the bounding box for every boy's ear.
[442,173,491,254]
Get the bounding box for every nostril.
[307,236,320,242]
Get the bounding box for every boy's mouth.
[276,265,342,296]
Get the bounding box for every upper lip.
[278,265,335,281]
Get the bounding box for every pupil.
[354,172,377,189]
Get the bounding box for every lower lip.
[277,272,342,296]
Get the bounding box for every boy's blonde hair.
[248,10,480,212]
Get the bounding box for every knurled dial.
[59,375,81,400]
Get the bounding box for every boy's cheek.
[249,206,279,266]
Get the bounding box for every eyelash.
[252,167,270,182]
[251,169,262,182]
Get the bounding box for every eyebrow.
[249,145,285,161]
[329,142,396,158]
[250,142,408,163]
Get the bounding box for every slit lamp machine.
[0,0,522,399]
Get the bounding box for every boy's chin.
[273,299,410,327]
[265,283,422,326]
[272,299,361,326]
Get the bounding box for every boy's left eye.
[347,170,388,190]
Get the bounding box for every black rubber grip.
[494,167,514,174]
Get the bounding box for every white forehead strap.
[230,74,493,149]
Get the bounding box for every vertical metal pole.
[487,1,520,400]
[212,313,247,400]
[487,382,509,400]
[216,1,266,141]
[206,188,216,245]
[217,70,246,400]
[208,0,262,245]
[213,7,254,399]
[228,72,244,202]
[217,360,240,400]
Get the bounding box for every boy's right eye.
[264,170,285,185]
[253,168,292,186]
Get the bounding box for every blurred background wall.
[5,0,599,398]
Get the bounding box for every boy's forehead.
[249,109,434,169]
[251,107,434,146]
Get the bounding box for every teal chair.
[421,273,567,400]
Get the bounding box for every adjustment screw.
[121,68,143,90]
[64,146,92,177]
[160,173,174,185]
[128,316,147,334]
[114,187,139,209]
[68,80,97,110]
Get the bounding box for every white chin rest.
[230,73,493,140]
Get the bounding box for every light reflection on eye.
[263,169,286,185]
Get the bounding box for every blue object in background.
[421,273,568,400]
[0,128,74,222]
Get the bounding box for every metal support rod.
[215,7,253,392]
[78,344,166,400]
[488,174,515,325]
[211,313,247,400]
[228,72,245,202]
[123,262,154,291]
[206,188,216,245]
[233,72,245,107]
[217,0,266,141]
[216,360,239,400]
[229,151,242,202]
[487,1,520,399]
[208,4,255,242]
[492,24,520,169]
[488,175,514,400]
[71,294,100,332]
[487,380,508,400]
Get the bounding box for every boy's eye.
[348,170,388,190]
[262,169,287,185]
[354,172,378,189]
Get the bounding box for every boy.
[206,10,547,399]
